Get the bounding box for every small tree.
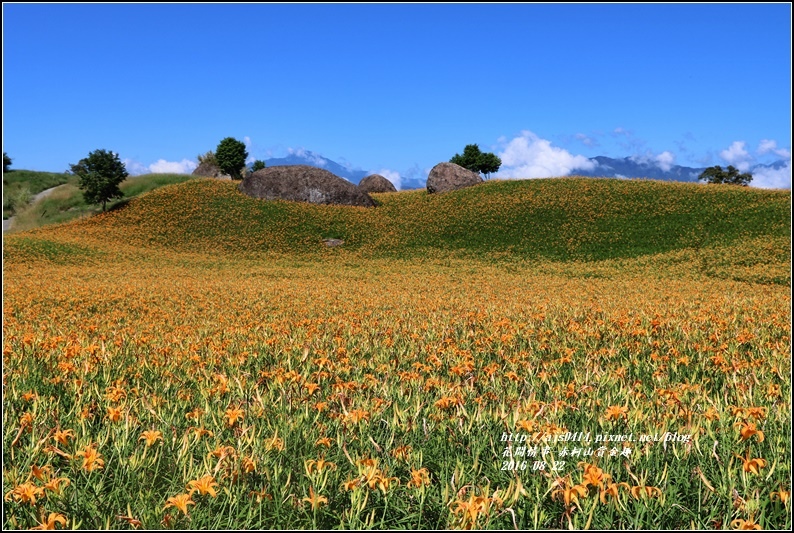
[70,149,128,212]
[3,152,11,173]
[251,160,266,172]
[215,137,248,180]
[478,152,502,179]
[450,143,501,179]
[698,165,752,186]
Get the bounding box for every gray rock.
[192,162,230,179]
[239,165,375,207]
[426,162,483,194]
[358,174,397,193]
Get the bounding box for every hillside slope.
[3,177,790,283]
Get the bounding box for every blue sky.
[3,3,791,188]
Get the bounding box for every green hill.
[4,177,789,284]
[3,172,197,231]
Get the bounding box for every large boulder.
[192,161,229,179]
[426,162,483,194]
[358,174,397,193]
[239,165,375,207]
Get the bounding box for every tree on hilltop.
[70,149,128,212]
[215,137,248,180]
[3,152,11,173]
[450,144,502,179]
[698,165,752,186]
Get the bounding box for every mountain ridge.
[262,150,788,190]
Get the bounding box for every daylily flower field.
[2,178,790,529]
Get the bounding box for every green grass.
[53,177,789,268]
[2,174,790,530]
[5,172,197,231]
[3,170,77,219]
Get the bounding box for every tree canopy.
[69,149,128,211]
[450,144,502,178]
[216,137,248,180]
[698,165,753,186]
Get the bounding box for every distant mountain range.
[262,150,788,190]
[263,152,369,184]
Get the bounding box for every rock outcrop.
[426,162,483,194]
[239,165,375,207]
[192,162,229,179]
[358,174,397,194]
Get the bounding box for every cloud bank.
[123,158,197,176]
[628,150,677,172]
[751,159,792,189]
[495,130,596,178]
[288,147,327,167]
[719,141,752,171]
[715,139,792,188]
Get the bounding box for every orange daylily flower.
[552,482,589,508]
[4,482,45,505]
[737,452,767,475]
[53,429,75,446]
[75,444,105,472]
[604,405,628,421]
[305,458,336,475]
[391,445,412,461]
[43,477,70,494]
[241,456,256,474]
[302,486,328,510]
[30,512,68,530]
[105,406,123,423]
[21,391,38,402]
[31,465,53,481]
[737,421,765,443]
[599,482,630,504]
[580,464,611,490]
[730,518,762,530]
[224,407,245,427]
[139,430,163,447]
[407,467,431,488]
[450,491,501,528]
[315,436,332,448]
[770,488,790,505]
[341,478,361,491]
[164,493,195,516]
[187,475,218,497]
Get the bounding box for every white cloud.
[375,169,402,191]
[719,141,752,171]
[148,159,197,174]
[288,147,327,167]
[757,139,791,159]
[655,151,675,172]
[628,150,675,171]
[574,133,597,147]
[495,130,596,178]
[122,158,149,176]
[751,158,792,189]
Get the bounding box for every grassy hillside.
[5,176,789,283]
[2,169,77,219]
[5,172,197,232]
[3,176,790,529]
